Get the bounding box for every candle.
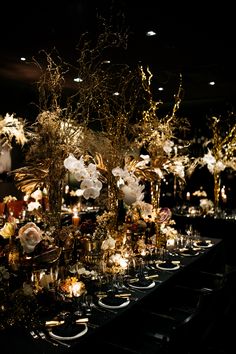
[72,212,80,227]
[221,186,227,204]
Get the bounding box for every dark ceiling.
[0,0,236,122]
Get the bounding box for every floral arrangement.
[188,114,236,209]
[0,113,27,148]
[130,67,190,180]
[112,166,145,206]
[58,276,85,297]
[64,154,103,200]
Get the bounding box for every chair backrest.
[168,289,224,353]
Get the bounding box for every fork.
[30,329,71,348]
[30,330,58,347]
[38,330,71,348]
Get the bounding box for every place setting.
[193,239,214,249]
[178,247,200,257]
[42,311,89,344]
[154,248,181,271]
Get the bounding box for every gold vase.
[151,179,161,212]
[213,172,221,210]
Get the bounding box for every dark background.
[0,0,235,121]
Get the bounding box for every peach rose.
[17,222,42,253]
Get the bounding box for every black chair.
[91,284,221,354]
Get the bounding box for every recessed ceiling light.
[74,77,83,83]
[20,57,26,61]
[158,87,164,91]
[209,81,215,86]
[113,92,120,96]
[146,30,156,37]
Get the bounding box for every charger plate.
[193,240,213,248]
[128,280,155,290]
[179,248,200,256]
[48,323,88,341]
[98,298,130,309]
[156,261,180,271]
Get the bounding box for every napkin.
[101,294,128,307]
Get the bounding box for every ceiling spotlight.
[158,87,164,91]
[208,81,215,86]
[146,30,156,37]
[20,57,26,61]
[74,77,83,83]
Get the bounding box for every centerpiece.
[190,114,236,211]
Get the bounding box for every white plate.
[98,298,130,309]
[48,323,88,341]
[156,262,180,271]
[128,281,155,290]
[179,250,200,257]
[193,240,213,248]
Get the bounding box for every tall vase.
[107,175,119,229]
[45,176,65,232]
[151,178,161,212]
[213,172,221,211]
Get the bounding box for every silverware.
[30,330,58,347]
[38,330,71,348]
[30,329,71,348]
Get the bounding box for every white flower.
[64,154,85,173]
[215,160,226,173]
[17,222,42,253]
[200,198,214,212]
[87,163,98,178]
[0,113,27,146]
[31,189,43,201]
[121,185,137,205]
[173,161,185,179]
[112,167,125,177]
[101,235,116,250]
[163,140,174,155]
[74,169,89,181]
[135,155,150,168]
[94,180,103,190]
[160,224,177,238]
[83,187,100,200]
[64,154,102,199]
[74,189,84,197]
[202,150,216,174]
[133,201,153,219]
[202,150,226,174]
[80,179,94,190]
[27,201,41,211]
[113,166,145,205]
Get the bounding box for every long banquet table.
[0,237,225,354]
[172,209,235,268]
